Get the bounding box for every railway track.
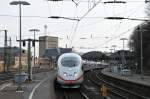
[89,69,150,99]
[81,70,105,99]
[55,87,89,99]
[54,71,97,99]
[0,73,14,85]
[63,89,88,99]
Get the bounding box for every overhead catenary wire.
[126,3,146,18]
[0,14,48,18]
[70,21,80,46]
[46,1,51,16]
[0,14,147,20]
[110,3,145,17]
[94,24,142,49]
[107,3,145,42]
[77,0,145,21]
[0,2,145,38]
[1,0,147,51]
[69,2,146,39]
[51,0,148,3]
[72,0,80,6]
[58,0,64,16]
[79,0,103,21]
[68,5,80,47]
[90,2,146,49]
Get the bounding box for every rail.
[89,70,150,99]
[63,89,88,99]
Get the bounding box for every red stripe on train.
[57,74,83,82]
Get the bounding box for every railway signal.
[17,38,39,81]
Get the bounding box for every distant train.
[56,53,84,88]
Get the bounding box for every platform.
[102,68,150,87]
[0,71,56,99]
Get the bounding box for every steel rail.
[96,71,150,99]
[90,70,150,99]
[63,89,88,99]
[89,71,129,98]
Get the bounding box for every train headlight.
[63,72,67,76]
[74,72,77,77]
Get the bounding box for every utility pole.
[29,29,40,68]
[27,40,32,81]
[4,30,8,73]
[18,39,39,81]
[120,38,128,70]
[138,26,144,79]
[7,38,12,72]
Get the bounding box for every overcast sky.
[0,0,147,56]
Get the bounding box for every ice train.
[56,53,83,88]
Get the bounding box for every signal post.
[17,38,39,81]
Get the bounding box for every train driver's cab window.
[61,57,79,67]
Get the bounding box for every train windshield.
[61,57,79,67]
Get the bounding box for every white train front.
[56,53,84,88]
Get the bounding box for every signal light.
[22,50,25,53]
[23,41,26,46]
[32,41,35,47]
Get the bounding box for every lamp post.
[10,1,30,90]
[29,29,40,67]
[120,38,128,70]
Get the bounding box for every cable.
[109,3,145,37]
[68,4,79,47]
[59,1,64,16]
[97,2,146,41]
[70,21,80,46]
[0,14,48,19]
[79,0,103,21]
[94,24,141,49]
[46,1,51,16]
[72,0,79,6]
[102,3,109,16]
[113,3,145,17]
[55,0,148,3]
[0,14,147,20]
